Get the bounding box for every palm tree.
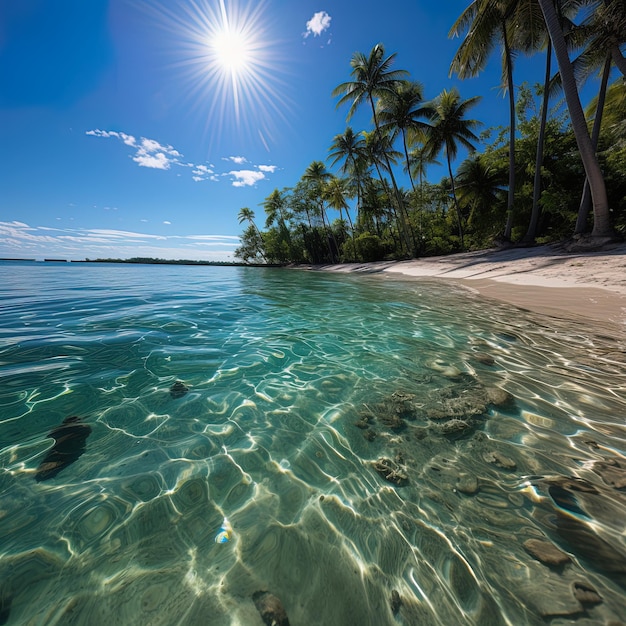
[302,161,339,262]
[456,155,506,235]
[324,175,357,260]
[361,130,406,250]
[328,127,367,223]
[377,81,429,193]
[537,0,613,240]
[424,88,482,250]
[450,0,518,241]
[237,207,266,261]
[263,189,290,230]
[332,43,413,255]
[409,140,441,247]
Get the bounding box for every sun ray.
[142,0,292,150]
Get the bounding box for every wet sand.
[300,243,626,328]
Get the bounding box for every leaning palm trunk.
[612,46,626,76]
[537,0,613,239]
[574,54,612,234]
[524,40,552,244]
[502,24,517,241]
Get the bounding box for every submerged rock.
[591,458,626,489]
[455,474,479,495]
[572,581,603,605]
[35,416,92,482]
[473,352,495,366]
[390,589,402,615]
[523,538,571,567]
[169,380,189,399]
[373,458,408,486]
[252,590,290,626]
[483,451,517,470]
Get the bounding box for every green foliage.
[353,232,385,262]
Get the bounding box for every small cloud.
[133,151,171,170]
[163,221,171,225]
[87,129,181,170]
[258,164,277,173]
[191,164,215,182]
[227,169,266,187]
[304,11,331,38]
[224,156,248,165]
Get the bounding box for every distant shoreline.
[0,258,280,267]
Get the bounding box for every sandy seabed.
[303,243,626,330]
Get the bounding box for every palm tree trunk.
[537,0,613,239]
[252,222,268,262]
[502,23,516,241]
[319,202,337,263]
[574,53,612,234]
[369,98,413,256]
[402,130,417,193]
[523,39,552,244]
[447,149,465,250]
[611,45,626,76]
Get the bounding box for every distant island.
[0,257,279,266]
[78,257,279,267]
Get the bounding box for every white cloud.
[133,151,171,170]
[225,156,247,164]
[87,129,182,170]
[191,163,216,182]
[163,221,171,225]
[227,169,266,187]
[0,221,240,262]
[304,11,331,38]
[87,130,278,184]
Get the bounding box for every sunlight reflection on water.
[1,261,625,625]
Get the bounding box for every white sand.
[304,243,626,329]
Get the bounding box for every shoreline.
[297,243,626,329]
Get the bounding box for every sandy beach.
[302,243,626,329]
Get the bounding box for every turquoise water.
[1,261,626,625]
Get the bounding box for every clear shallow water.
[1,261,626,625]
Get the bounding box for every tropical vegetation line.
[235,0,626,264]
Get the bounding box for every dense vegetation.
[235,0,626,264]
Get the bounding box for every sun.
[148,0,290,148]
[211,27,251,73]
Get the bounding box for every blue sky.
[0,0,591,261]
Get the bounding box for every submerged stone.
[169,380,189,399]
[591,458,626,490]
[473,352,495,366]
[483,451,517,470]
[35,416,92,482]
[456,474,479,495]
[252,590,290,626]
[572,581,603,605]
[390,589,402,615]
[523,538,571,567]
